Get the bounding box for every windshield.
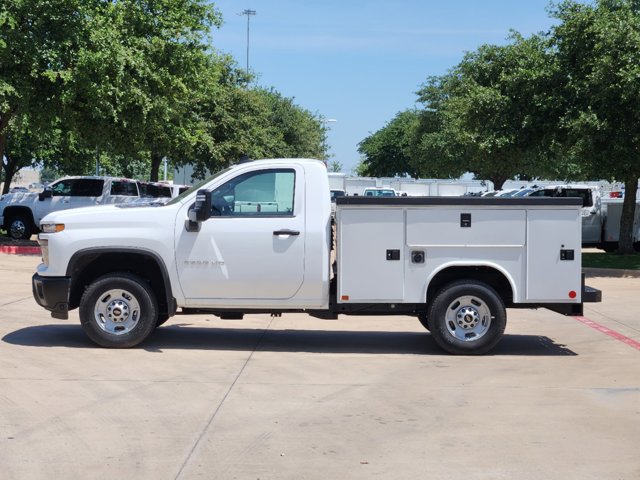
[166,167,233,206]
[364,189,395,197]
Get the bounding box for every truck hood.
[41,202,179,229]
[0,192,39,207]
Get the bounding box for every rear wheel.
[79,273,157,348]
[428,280,506,355]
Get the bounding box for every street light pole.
[240,9,256,75]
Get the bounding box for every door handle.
[273,229,300,236]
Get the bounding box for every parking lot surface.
[1,254,639,480]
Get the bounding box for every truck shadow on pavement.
[3,324,577,356]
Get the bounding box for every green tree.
[61,0,221,182]
[3,115,38,187]
[411,76,468,180]
[180,81,326,180]
[550,0,640,253]
[413,34,558,189]
[328,160,343,173]
[357,110,420,177]
[0,0,93,192]
[260,88,325,159]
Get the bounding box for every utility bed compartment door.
[406,208,526,246]
[526,209,581,301]
[338,208,404,302]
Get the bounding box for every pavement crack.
[174,317,274,480]
[1,296,32,308]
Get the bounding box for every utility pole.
[240,9,256,75]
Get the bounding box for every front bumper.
[32,274,71,319]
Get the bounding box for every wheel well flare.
[67,251,171,315]
[427,266,514,306]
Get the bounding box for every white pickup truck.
[32,158,600,354]
[1,176,140,239]
[528,185,640,251]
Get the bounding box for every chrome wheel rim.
[9,220,26,239]
[445,295,492,342]
[94,289,141,335]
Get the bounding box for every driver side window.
[51,180,73,196]
[210,169,295,217]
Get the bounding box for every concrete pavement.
[0,254,638,480]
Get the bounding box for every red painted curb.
[0,245,41,255]
[573,316,640,351]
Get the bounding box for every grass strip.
[583,252,640,270]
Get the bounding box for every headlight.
[41,223,65,233]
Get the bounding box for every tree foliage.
[60,0,221,181]
[550,0,640,252]
[357,110,420,177]
[0,0,93,192]
[361,0,640,253]
[1,0,326,190]
[413,34,560,189]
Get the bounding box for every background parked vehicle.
[362,187,397,197]
[138,181,190,199]
[330,189,346,201]
[0,176,141,239]
[526,185,603,246]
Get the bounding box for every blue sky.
[209,0,558,173]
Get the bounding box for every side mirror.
[38,189,52,201]
[188,189,211,223]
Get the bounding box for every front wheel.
[7,214,33,240]
[428,280,506,355]
[79,273,158,348]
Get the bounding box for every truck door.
[578,191,602,244]
[175,167,305,302]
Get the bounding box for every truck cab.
[175,160,331,309]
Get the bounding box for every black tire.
[428,280,506,355]
[79,273,158,348]
[417,312,431,331]
[7,214,33,240]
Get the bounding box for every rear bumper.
[32,274,70,319]
[582,284,602,303]
[514,275,602,316]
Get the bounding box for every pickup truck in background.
[527,185,640,251]
[599,198,640,251]
[363,187,397,197]
[527,185,603,246]
[138,181,190,200]
[32,158,600,355]
[0,176,140,239]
